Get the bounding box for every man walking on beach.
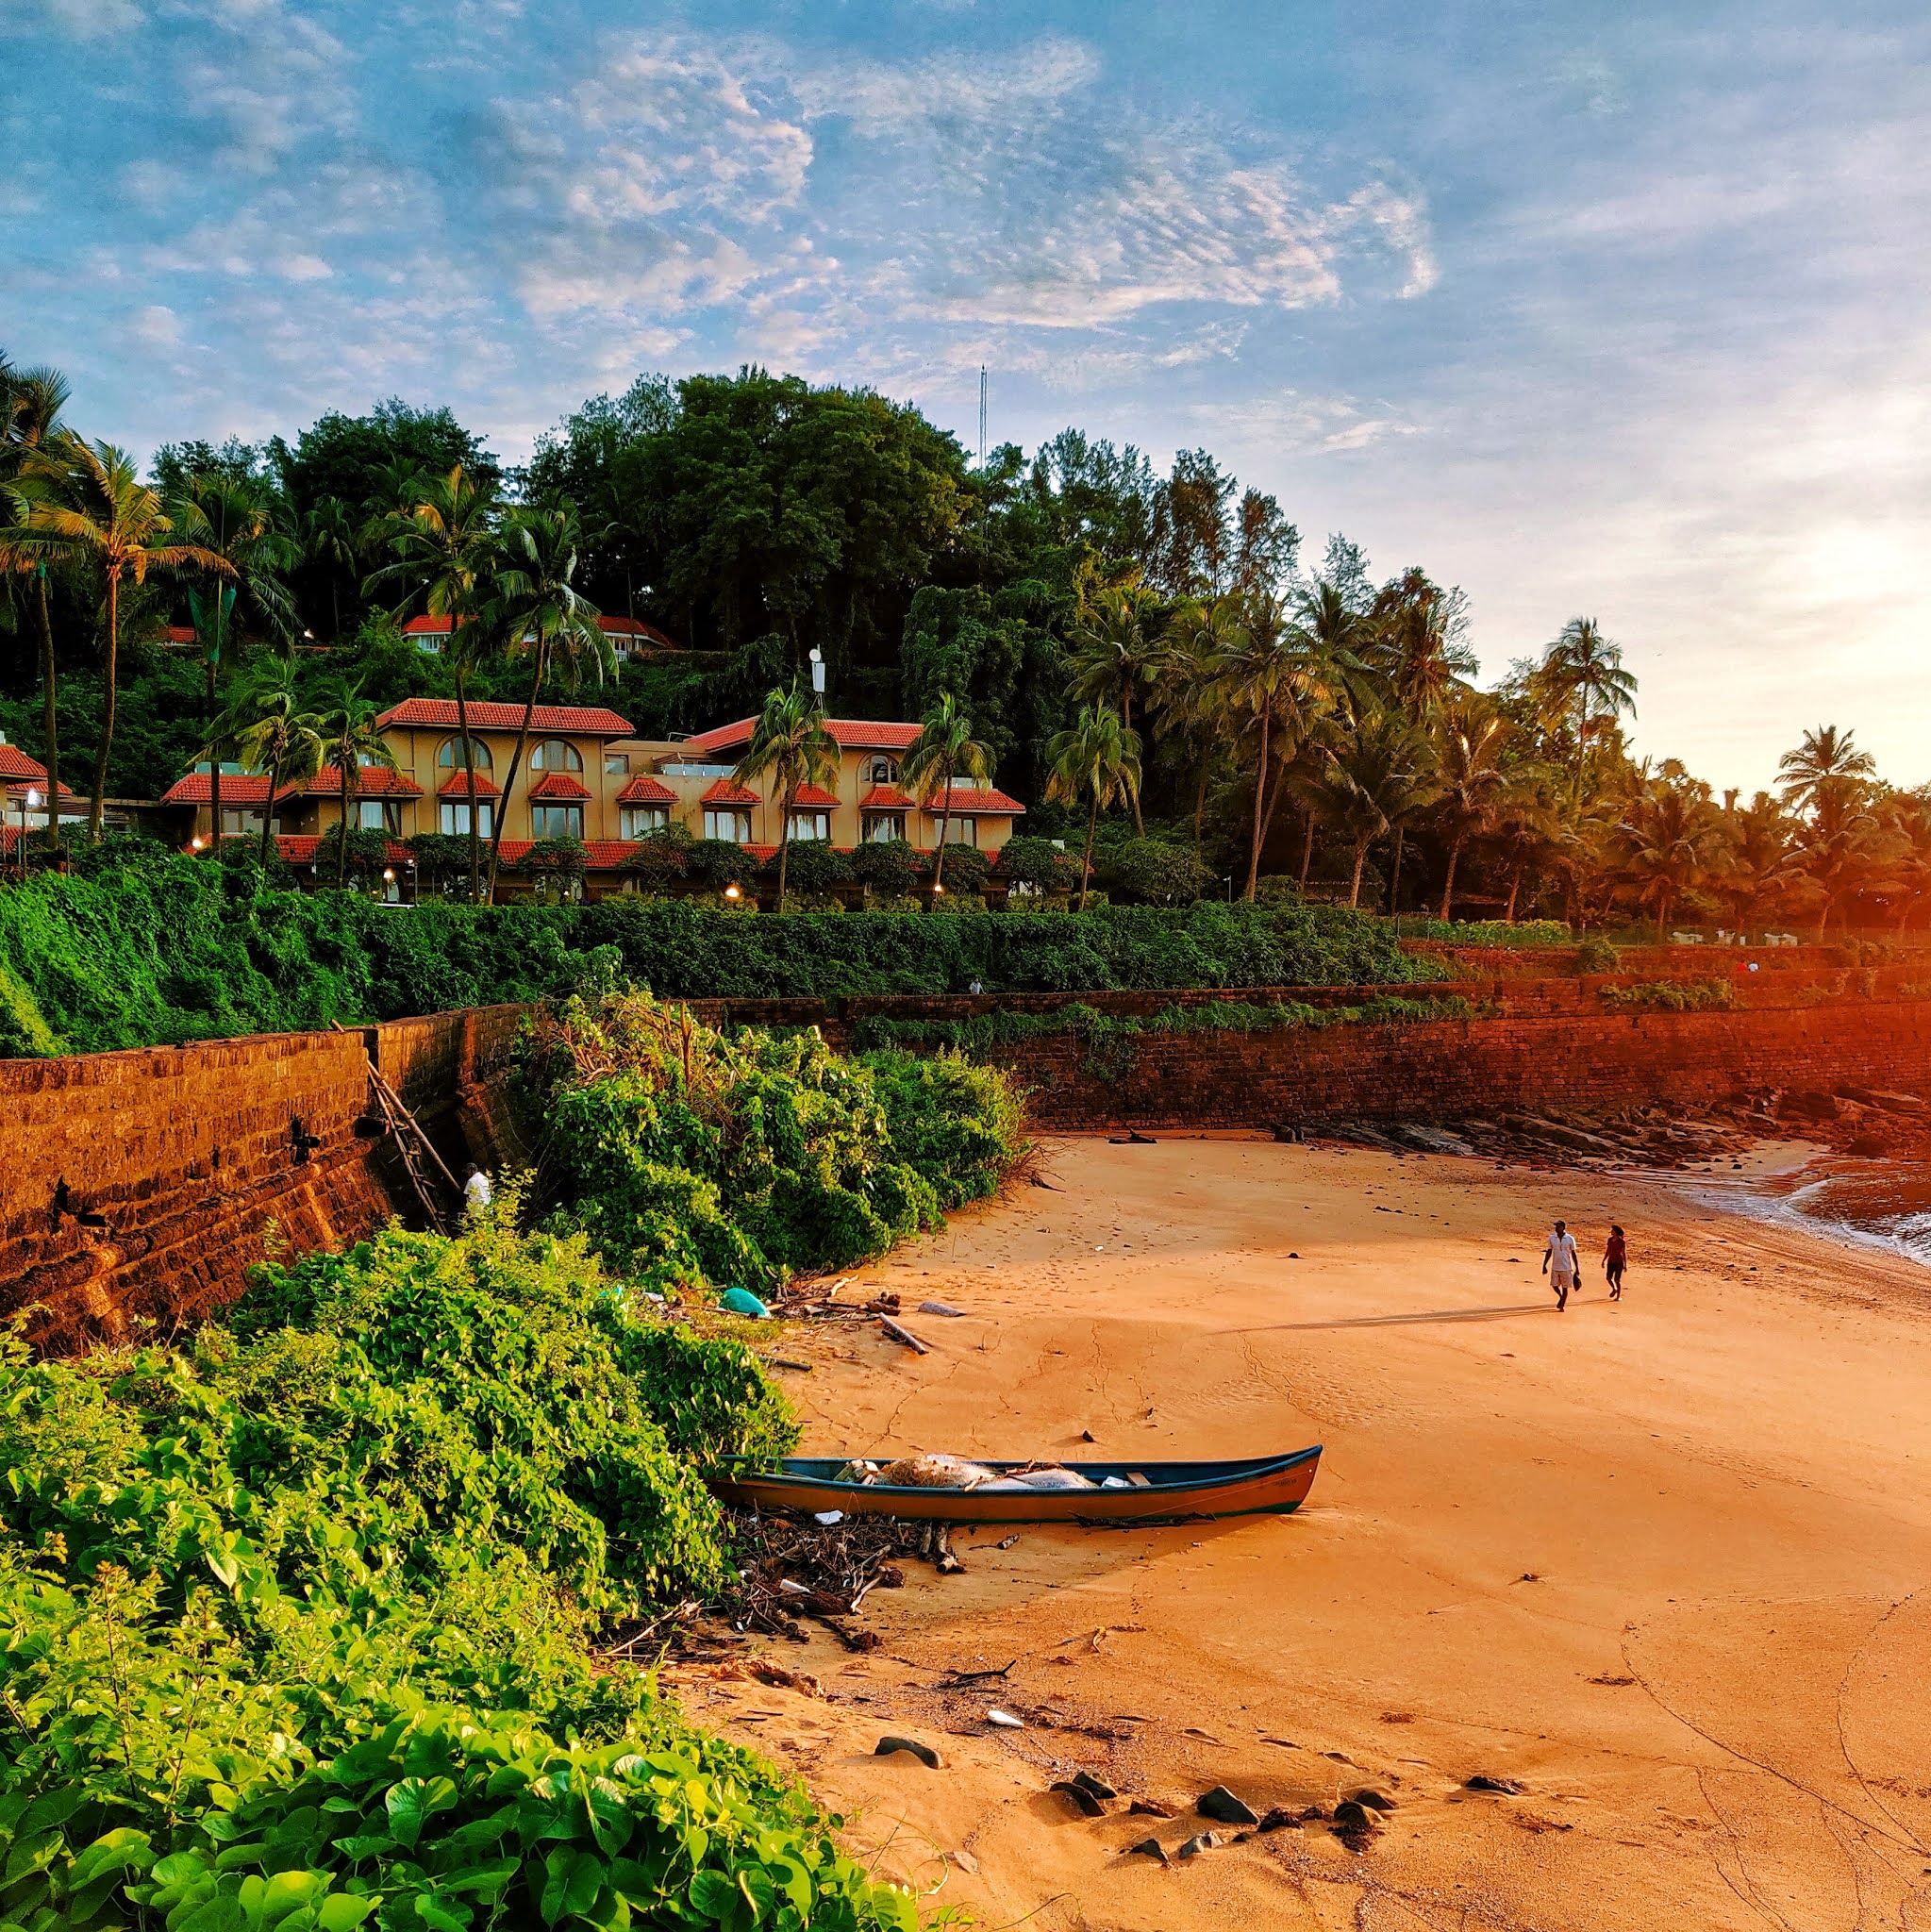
[1543,1219,1579,1311]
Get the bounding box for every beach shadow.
[1240,1302,1558,1332]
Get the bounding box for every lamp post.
[20,787,40,877]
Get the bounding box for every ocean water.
[1690,1156,1931,1267]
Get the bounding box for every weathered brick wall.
[991,1000,1931,1131]
[0,1005,532,1354]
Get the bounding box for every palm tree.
[364,466,500,901]
[0,361,69,851]
[1066,587,1162,832]
[901,691,994,900]
[171,472,299,854]
[1218,595,1340,899]
[732,682,840,912]
[1044,705,1141,912]
[1536,618,1639,810]
[11,436,230,840]
[1154,594,1243,849]
[482,503,608,900]
[1366,568,1478,720]
[1609,781,1723,938]
[1310,711,1436,908]
[212,659,325,868]
[1431,710,1509,919]
[312,675,400,888]
[1777,724,1875,818]
[1489,768,1564,923]
[304,496,360,641]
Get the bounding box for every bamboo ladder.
[334,1023,463,1233]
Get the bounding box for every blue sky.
[3,0,1927,791]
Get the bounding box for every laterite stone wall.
[0,1005,528,1354]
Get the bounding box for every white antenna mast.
[978,365,988,469]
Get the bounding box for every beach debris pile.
[724,1506,924,1649]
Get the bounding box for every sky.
[3,0,1927,792]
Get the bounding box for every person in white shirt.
[1542,1219,1579,1311]
[463,1163,492,1217]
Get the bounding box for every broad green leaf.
[687,1871,738,1924]
[313,1895,375,1932]
[384,1781,457,1853]
[436,1859,517,1902]
[539,1849,606,1927]
[582,1782,632,1859]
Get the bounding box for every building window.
[441,800,493,836]
[530,739,583,773]
[605,752,631,776]
[940,818,976,848]
[868,756,897,784]
[357,799,402,834]
[220,808,262,836]
[531,804,584,840]
[437,736,492,770]
[787,810,830,841]
[704,808,752,843]
[864,813,907,843]
[621,806,669,839]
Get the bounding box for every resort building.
[157,705,1025,893]
[0,739,79,855]
[400,614,684,660]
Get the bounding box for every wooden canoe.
[706,1447,1323,1524]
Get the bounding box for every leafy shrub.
[1099,838,1214,906]
[1599,978,1735,1011]
[682,838,757,889]
[403,830,475,898]
[849,838,921,901]
[1574,936,1619,974]
[1403,918,1573,946]
[0,1220,918,1932]
[996,836,1077,894]
[931,842,990,895]
[525,835,590,880]
[774,840,853,893]
[623,823,691,896]
[521,990,1025,1292]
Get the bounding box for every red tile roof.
[375,697,634,736]
[438,770,502,798]
[789,783,840,808]
[924,789,1024,814]
[859,786,913,810]
[528,772,592,800]
[699,780,761,807]
[160,773,274,806]
[0,744,53,783]
[401,615,456,635]
[277,764,424,800]
[275,835,411,865]
[616,774,677,805]
[599,615,683,648]
[680,717,924,754]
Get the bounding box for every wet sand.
[674,1133,1931,1929]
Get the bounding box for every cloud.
[131,303,181,348]
[0,0,141,38]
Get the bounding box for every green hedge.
[0,854,1435,1057]
[1393,917,1572,946]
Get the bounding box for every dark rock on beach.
[1196,1785,1259,1825]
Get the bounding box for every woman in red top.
[1605,1224,1627,1300]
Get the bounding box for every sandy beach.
[672,1133,1931,1930]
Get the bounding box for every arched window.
[868,756,898,785]
[437,736,492,771]
[530,739,584,773]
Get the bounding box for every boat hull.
[706,1448,1323,1524]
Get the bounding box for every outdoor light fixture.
[932,881,945,895]
[190,835,204,851]
[381,868,394,882]
[724,883,741,901]
[19,787,40,876]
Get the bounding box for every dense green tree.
[1044,705,1141,912]
[606,369,966,669]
